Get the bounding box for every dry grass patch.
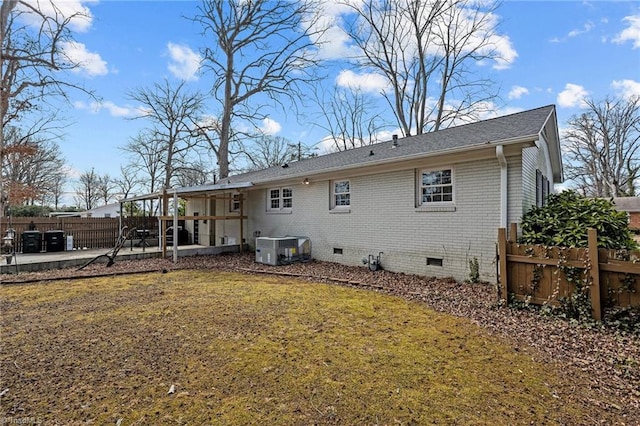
[2,271,593,424]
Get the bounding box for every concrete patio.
[0,244,244,275]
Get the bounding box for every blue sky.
[15,0,640,203]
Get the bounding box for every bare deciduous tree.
[96,173,116,206]
[241,135,301,170]
[193,0,325,178]
[122,132,163,195]
[344,0,504,136]
[48,171,66,210]
[74,168,101,210]
[174,161,212,187]
[564,96,640,197]
[121,132,165,215]
[112,165,142,200]
[1,0,93,214]
[127,79,207,189]
[314,86,389,151]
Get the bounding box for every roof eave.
[248,134,539,186]
[119,182,254,203]
[542,107,564,183]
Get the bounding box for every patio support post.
[161,189,168,257]
[240,192,244,253]
[173,191,178,263]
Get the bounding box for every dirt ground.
[1,253,639,424]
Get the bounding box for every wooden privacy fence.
[0,217,159,252]
[498,224,640,320]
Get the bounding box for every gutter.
[535,129,555,188]
[496,145,508,228]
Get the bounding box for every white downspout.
[496,145,508,228]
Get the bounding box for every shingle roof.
[223,105,557,186]
[612,197,640,212]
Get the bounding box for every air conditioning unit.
[255,236,311,265]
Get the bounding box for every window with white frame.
[332,180,350,208]
[419,169,453,204]
[230,193,241,212]
[267,187,292,211]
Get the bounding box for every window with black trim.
[536,170,549,207]
[331,180,350,209]
[419,169,453,204]
[267,187,292,211]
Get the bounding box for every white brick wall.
[245,156,516,282]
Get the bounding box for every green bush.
[520,190,637,250]
[7,205,52,217]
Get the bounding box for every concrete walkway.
[0,244,243,275]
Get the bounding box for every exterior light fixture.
[303,178,310,185]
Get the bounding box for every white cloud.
[550,21,595,44]
[260,118,282,135]
[613,15,640,48]
[508,85,529,100]
[167,42,201,81]
[452,10,517,70]
[316,134,339,154]
[488,34,518,70]
[74,100,133,117]
[16,0,95,33]
[307,0,362,60]
[60,41,108,77]
[557,83,588,108]
[568,21,594,38]
[100,101,133,118]
[336,70,388,94]
[471,102,523,122]
[611,79,640,99]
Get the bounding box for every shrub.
[7,205,52,217]
[520,190,637,250]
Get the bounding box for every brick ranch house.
[128,105,563,282]
[611,197,640,233]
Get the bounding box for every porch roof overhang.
[119,182,254,203]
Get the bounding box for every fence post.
[498,228,508,302]
[509,223,518,242]
[587,228,601,321]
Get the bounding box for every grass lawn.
[1,270,591,425]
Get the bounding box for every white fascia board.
[172,181,253,195]
[119,182,254,203]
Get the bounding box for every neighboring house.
[611,197,640,231]
[131,105,563,282]
[49,211,82,218]
[82,202,121,218]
